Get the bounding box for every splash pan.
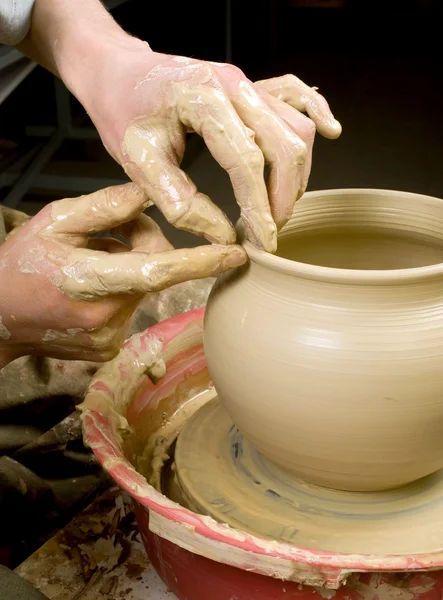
[81,308,443,597]
[172,397,443,555]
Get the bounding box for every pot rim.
[241,188,443,285]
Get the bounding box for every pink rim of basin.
[81,307,443,588]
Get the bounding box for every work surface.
[15,487,178,600]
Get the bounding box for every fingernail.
[327,118,342,139]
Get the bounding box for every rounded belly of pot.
[204,270,443,492]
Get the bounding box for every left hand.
[73,44,341,253]
[0,183,245,366]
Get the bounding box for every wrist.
[62,28,150,108]
[17,0,149,86]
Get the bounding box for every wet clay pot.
[204,189,443,492]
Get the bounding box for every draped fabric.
[0,0,35,46]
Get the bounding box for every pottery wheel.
[171,397,443,555]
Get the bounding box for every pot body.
[204,189,443,491]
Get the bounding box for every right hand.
[72,44,342,253]
[16,0,341,253]
[0,183,245,366]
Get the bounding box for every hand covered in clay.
[0,183,245,367]
[76,47,341,253]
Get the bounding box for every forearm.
[16,0,146,90]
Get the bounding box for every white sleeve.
[0,0,35,46]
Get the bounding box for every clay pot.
[204,189,443,492]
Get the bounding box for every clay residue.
[42,328,84,343]
[255,74,342,140]
[59,245,245,302]
[143,387,216,490]
[122,65,342,248]
[79,330,165,446]
[6,183,244,309]
[121,104,275,250]
[232,79,308,228]
[170,398,443,556]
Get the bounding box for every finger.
[228,80,308,229]
[59,245,247,301]
[255,74,342,139]
[113,214,174,253]
[257,88,317,200]
[45,182,153,239]
[121,119,236,246]
[172,83,277,252]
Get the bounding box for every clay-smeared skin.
[82,49,341,252]
[0,183,245,365]
[204,189,443,492]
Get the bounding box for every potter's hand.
[0,184,245,367]
[15,0,341,251]
[82,51,342,253]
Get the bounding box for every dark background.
[1,0,443,240]
[0,0,442,570]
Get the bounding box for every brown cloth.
[0,565,49,600]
